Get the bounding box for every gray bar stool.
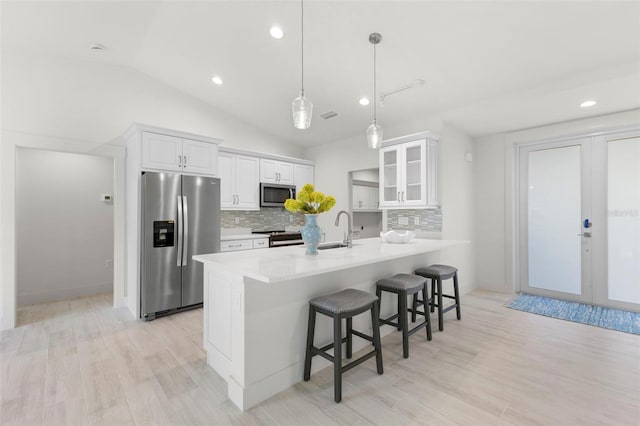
[303,288,383,403]
[376,273,432,359]
[414,264,461,331]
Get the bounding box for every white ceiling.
[3,1,640,146]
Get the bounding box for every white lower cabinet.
[219,151,260,210]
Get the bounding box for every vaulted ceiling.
[3,1,639,146]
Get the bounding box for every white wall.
[474,109,640,294]
[305,119,476,294]
[2,53,303,157]
[16,149,114,305]
[438,122,476,295]
[474,133,508,292]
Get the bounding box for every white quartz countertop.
[220,234,269,241]
[194,237,467,283]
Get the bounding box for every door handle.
[577,232,591,237]
[178,155,182,166]
[183,156,187,167]
[182,196,189,266]
[177,196,183,266]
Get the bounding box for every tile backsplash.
[221,208,305,231]
[387,208,442,232]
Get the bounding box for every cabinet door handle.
[178,155,182,166]
[183,156,187,167]
[397,191,400,202]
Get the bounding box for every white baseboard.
[17,282,113,306]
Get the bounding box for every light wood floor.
[1,291,638,426]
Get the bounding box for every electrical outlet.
[414,216,420,225]
[234,217,240,224]
[105,259,113,268]
[398,216,409,226]
[289,215,293,223]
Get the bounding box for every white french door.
[519,131,640,312]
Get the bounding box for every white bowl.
[380,230,416,243]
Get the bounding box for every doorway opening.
[15,148,115,325]
[349,168,382,239]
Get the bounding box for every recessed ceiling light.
[211,76,223,86]
[359,97,370,106]
[270,26,284,39]
[580,100,597,108]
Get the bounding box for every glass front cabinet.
[379,134,439,209]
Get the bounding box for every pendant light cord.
[301,0,304,93]
[373,42,377,122]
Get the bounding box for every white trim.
[1,130,126,330]
[219,145,314,166]
[123,123,222,145]
[17,282,113,306]
[381,130,439,148]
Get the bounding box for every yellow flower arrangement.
[284,184,336,214]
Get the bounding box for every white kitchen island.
[193,237,466,411]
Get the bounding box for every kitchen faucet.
[334,210,353,248]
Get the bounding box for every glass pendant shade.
[292,91,313,130]
[367,120,383,149]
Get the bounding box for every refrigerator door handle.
[182,195,189,266]
[177,196,183,266]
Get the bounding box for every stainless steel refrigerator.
[141,172,220,320]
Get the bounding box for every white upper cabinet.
[182,139,218,175]
[352,185,379,211]
[219,151,260,211]
[260,159,294,184]
[141,133,183,172]
[293,163,314,194]
[141,131,219,176]
[379,134,439,209]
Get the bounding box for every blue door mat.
[507,293,640,335]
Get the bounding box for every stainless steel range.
[252,229,304,248]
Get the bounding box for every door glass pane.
[528,146,581,294]
[607,137,640,304]
[383,150,397,201]
[405,146,422,201]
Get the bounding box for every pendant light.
[292,0,312,129]
[367,33,383,149]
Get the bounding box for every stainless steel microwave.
[260,183,296,207]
